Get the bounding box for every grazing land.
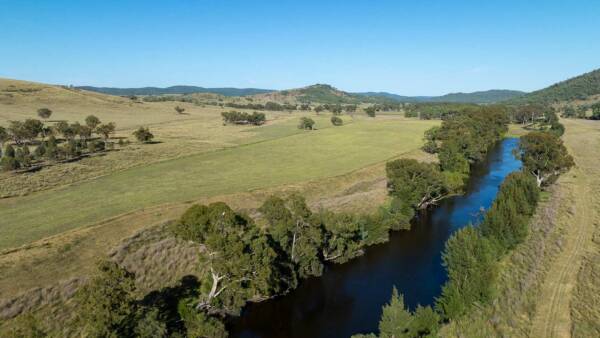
[0,78,438,302]
[0,116,437,250]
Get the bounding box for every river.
[228,138,522,338]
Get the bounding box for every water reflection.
[229,138,522,338]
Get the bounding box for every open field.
[0,78,439,303]
[0,117,436,250]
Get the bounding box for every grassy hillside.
[255,84,383,104]
[77,85,274,97]
[427,89,525,103]
[510,68,600,105]
[0,78,215,129]
[356,89,525,103]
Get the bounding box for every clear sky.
[1,0,598,95]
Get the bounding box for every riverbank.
[440,119,600,337]
[228,138,521,338]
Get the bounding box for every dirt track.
[530,119,600,338]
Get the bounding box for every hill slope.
[77,85,274,97]
[255,84,394,104]
[510,68,600,104]
[355,89,525,103]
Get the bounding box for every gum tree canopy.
[519,131,574,187]
[386,158,449,210]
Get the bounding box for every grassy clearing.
[0,117,437,250]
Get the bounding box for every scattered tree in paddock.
[299,104,311,111]
[519,131,574,187]
[37,107,52,120]
[331,116,343,126]
[133,127,154,143]
[174,105,186,114]
[0,126,9,147]
[298,117,315,130]
[8,119,43,144]
[365,106,376,117]
[96,122,116,140]
[85,115,101,130]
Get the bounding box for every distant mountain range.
[355,89,526,104]
[76,85,274,97]
[78,84,526,104]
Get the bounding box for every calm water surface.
[228,138,522,338]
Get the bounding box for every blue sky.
[0,0,598,95]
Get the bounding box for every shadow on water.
[228,138,522,338]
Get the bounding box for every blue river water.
[228,138,522,338]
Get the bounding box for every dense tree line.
[421,106,509,190]
[404,103,477,120]
[221,111,266,125]
[361,120,573,337]
[224,101,296,111]
[561,102,600,120]
[64,189,415,337]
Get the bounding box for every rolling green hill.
[510,68,600,104]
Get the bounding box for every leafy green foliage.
[96,122,116,140]
[365,106,376,117]
[378,288,413,337]
[260,195,324,278]
[76,260,138,337]
[519,131,574,187]
[85,115,101,130]
[386,159,449,210]
[298,117,316,130]
[359,288,439,338]
[36,107,52,120]
[317,211,364,263]
[511,68,600,104]
[480,172,539,252]
[436,226,498,319]
[221,110,266,125]
[171,202,294,315]
[133,127,154,143]
[330,116,343,126]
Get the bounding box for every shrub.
[298,117,315,130]
[133,127,154,143]
[365,106,376,117]
[330,116,343,126]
